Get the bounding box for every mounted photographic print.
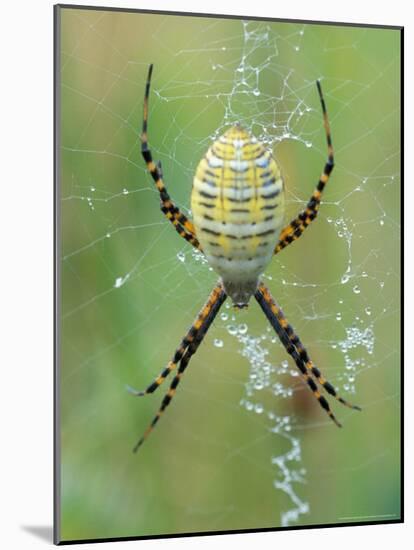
[54,4,403,545]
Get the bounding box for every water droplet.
[114,275,128,288]
[253,89,260,96]
[365,307,372,316]
[213,338,224,348]
[254,403,264,414]
[341,274,350,284]
[227,324,238,336]
[220,312,229,321]
[238,323,248,335]
[361,271,368,278]
[305,141,312,148]
[272,383,283,395]
[352,285,361,294]
[122,188,129,195]
[176,251,186,262]
[106,232,111,238]
[379,219,385,226]
[90,186,95,192]
[254,380,264,391]
[336,312,342,321]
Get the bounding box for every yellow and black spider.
[128,64,361,453]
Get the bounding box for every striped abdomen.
[191,125,285,306]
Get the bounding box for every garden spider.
[128,64,361,453]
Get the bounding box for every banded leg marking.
[127,283,226,397]
[132,282,227,452]
[274,80,334,255]
[141,64,201,250]
[270,301,361,411]
[255,283,360,427]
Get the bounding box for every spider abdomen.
[191,126,285,305]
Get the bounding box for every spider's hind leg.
[255,282,361,427]
[127,283,226,397]
[131,281,227,452]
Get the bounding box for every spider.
[128,64,361,453]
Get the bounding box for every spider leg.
[268,294,362,412]
[274,80,334,255]
[132,282,227,452]
[255,283,360,427]
[141,64,201,250]
[127,282,226,397]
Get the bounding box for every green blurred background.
[57,6,401,542]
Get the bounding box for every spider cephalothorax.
[128,64,360,452]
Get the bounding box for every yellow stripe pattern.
[191,125,285,303]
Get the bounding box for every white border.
[1,1,409,549]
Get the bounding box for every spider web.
[58,8,401,540]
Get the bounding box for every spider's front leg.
[129,281,227,452]
[274,80,334,255]
[141,64,201,251]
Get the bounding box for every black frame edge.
[55,3,404,30]
[53,3,62,546]
[399,25,404,525]
[58,518,403,546]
